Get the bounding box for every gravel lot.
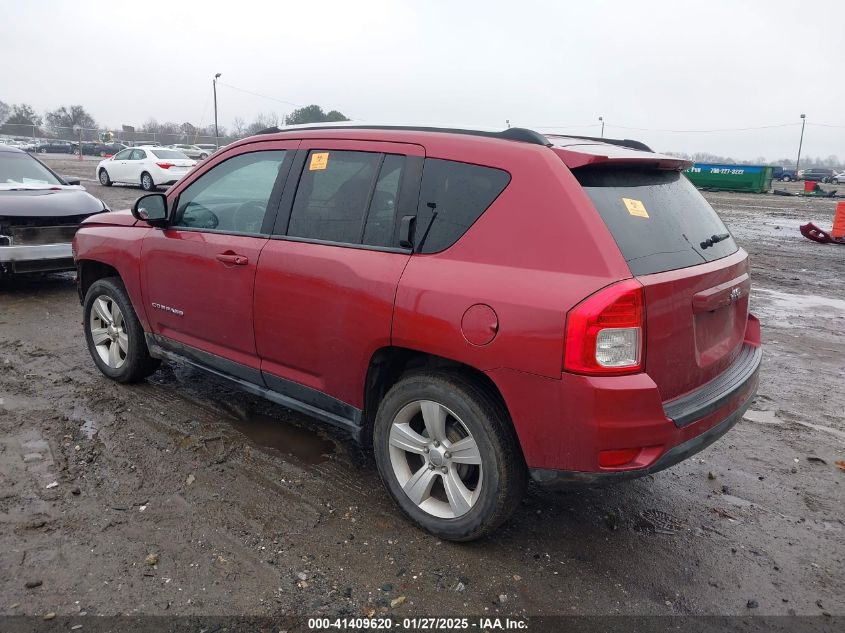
[1,155,843,620]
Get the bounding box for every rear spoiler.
[545,134,692,171]
[552,146,693,171]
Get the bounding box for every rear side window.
[288,150,405,247]
[575,168,738,276]
[415,159,510,254]
[151,149,184,159]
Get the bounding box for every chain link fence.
[0,123,234,148]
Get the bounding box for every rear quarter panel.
[393,139,632,379]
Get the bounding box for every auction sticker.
[622,197,649,218]
[310,152,330,170]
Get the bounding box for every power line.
[807,122,845,129]
[606,122,800,133]
[217,81,365,121]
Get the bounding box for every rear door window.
[287,150,406,246]
[575,168,738,276]
[415,159,510,254]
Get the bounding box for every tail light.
[156,162,174,169]
[564,279,645,375]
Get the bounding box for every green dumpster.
[684,163,773,193]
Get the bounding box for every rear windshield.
[575,167,738,276]
[151,149,187,160]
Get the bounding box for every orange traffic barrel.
[832,201,845,239]
[804,180,817,193]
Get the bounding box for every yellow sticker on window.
[622,197,649,218]
[309,152,329,171]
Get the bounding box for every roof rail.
[255,124,551,146]
[554,135,654,153]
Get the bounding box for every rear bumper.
[527,340,761,489]
[530,386,755,488]
[487,315,762,486]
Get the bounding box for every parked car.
[36,140,77,154]
[75,142,118,157]
[73,125,761,540]
[96,147,196,191]
[19,139,40,152]
[771,166,797,181]
[0,145,107,275]
[168,144,211,160]
[195,143,220,155]
[802,168,835,183]
[832,171,845,184]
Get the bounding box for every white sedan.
[96,147,196,191]
[833,172,845,185]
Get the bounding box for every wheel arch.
[363,346,512,445]
[77,259,121,303]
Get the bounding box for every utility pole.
[599,116,604,138]
[213,73,222,149]
[795,113,806,175]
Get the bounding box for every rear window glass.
[575,168,738,276]
[415,159,510,254]
[152,149,186,159]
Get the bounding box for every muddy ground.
[1,156,843,619]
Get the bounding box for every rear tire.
[782,175,792,182]
[373,371,526,541]
[83,277,160,383]
[98,169,112,186]
[140,171,156,191]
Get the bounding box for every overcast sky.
[2,0,843,161]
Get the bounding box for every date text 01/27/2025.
[307,616,529,630]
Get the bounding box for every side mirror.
[62,176,81,186]
[132,193,168,227]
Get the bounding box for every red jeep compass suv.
[73,125,761,541]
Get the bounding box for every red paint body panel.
[140,230,268,367]
[254,242,410,407]
[638,248,751,401]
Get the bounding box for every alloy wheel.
[89,295,128,369]
[388,400,483,519]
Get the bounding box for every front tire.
[83,277,160,383]
[98,168,112,186]
[373,372,526,541]
[782,175,792,182]
[140,171,156,191]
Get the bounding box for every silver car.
[168,144,210,160]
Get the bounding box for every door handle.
[215,252,249,266]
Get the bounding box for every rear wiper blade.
[700,233,730,249]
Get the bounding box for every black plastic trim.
[255,124,552,146]
[555,135,654,152]
[664,344,762,428]
[145,334,363,439]
[530,385,756,489]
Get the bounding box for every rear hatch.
[557,141,749,401]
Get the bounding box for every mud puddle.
[752,287,845,328]
[229,411,336,464]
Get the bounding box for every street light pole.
[796,113,806,175]
[599,116,604,138]
[213,73,222,149]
